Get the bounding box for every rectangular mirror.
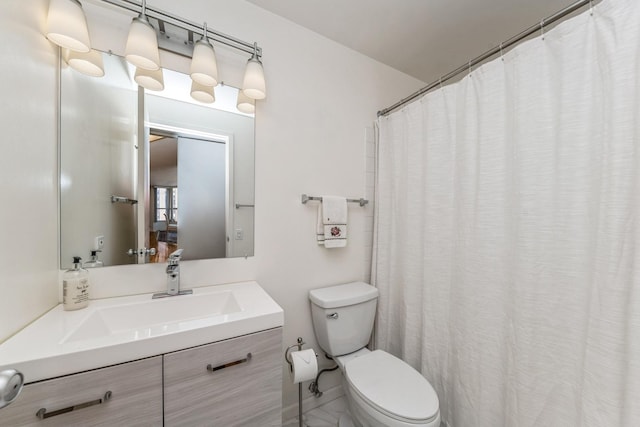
[60,53,255,269]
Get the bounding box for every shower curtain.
[373,1,640,426]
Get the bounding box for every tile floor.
[282,395,350,427]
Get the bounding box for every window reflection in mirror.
[153,187,178,224]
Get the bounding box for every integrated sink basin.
[63,290,242,343]
[0,281,283,383]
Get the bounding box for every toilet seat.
[343,350,439,424]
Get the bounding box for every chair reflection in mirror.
[151,213,178,263]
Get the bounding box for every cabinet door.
[164,328,282,427]
[0,356,163,427]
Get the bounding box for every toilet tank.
[309,282,379,357]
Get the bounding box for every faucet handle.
[169,248,183,261]
[168,248,183,266]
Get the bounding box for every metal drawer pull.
[207,353,252,373]
[36,391,112,420]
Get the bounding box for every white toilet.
[309,282,441,427]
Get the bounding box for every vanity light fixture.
[134,67,165,91]
[242,43,266,100]
[236,90,255,114]
[65,49,105,77]
[190,81,215,104]
[125,0,160,70]
[48,0,268,104]
[190,23,219,87]
[46,0,91,52]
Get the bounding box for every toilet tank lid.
[309,282,378,309]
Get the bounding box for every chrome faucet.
[152,249,193,299]
[166,248,183,295]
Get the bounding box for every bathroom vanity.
[0,281,283,426]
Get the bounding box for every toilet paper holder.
[285,337,317,427]
[284,337,305,372]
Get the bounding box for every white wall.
[0,0,59,343]
[0,0,424,413]
[149,165,177,187]
[148,0,425,411]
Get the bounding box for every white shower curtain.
[373,1,640,426]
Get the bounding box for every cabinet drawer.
[0,356,163,427]
[164,328,282,427]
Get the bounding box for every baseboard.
[282,384,344,422]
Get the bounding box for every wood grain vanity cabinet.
[164,327,283,427]
[0,356,163,426]
[0,328,283,427]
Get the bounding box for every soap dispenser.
[84,250,104,268]
[63,256,90,311]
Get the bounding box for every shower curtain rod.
[377,0,596,117]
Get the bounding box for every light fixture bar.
[97,0,262,57]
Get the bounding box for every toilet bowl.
[337,349,440,427]
[309,282,441,427]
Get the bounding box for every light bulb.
[242,45,266,100]
[135,67,164,91]
[125,6,160,71]
[236,89,255,114]
[46,0,91,52]
[66,49,104,77]
[190,81,215,104]
[190,23,219,87]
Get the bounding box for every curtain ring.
[589,0,594,16]
[439,77,443,90]
[468,61,472,77]
[499,42,504,61]
[540,19,545,40]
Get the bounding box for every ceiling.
[150,136,177,170]
[246,0,584,83]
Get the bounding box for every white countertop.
[0,281,283,383]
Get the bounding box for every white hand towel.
[316,204,325,245]
[322,196,347,224]
[322,196,347,248]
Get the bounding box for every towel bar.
[111,195,138,204]
[301,194,368,207]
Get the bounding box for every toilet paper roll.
[290,349,318,384]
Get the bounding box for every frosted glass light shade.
[46,0,91,52]
[236,90,255,114]
[134,67,164,91]
[125,17,160,70]
[66,49,104,77]
[190,40,218,87]
[190,81,215,104]
[242,57,266,100]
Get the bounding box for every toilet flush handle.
[327,312,339,319]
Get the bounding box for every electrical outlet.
[234,228,244,240]
[94,235,105,250]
